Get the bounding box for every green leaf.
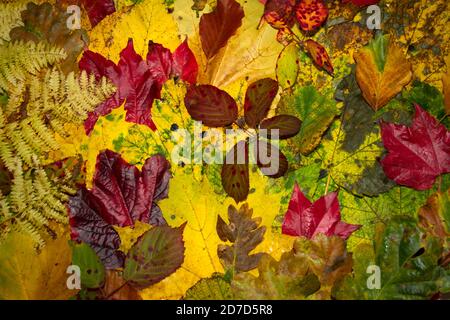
[367,33,388,72]
[334,217,449,299]
[70,241,105,289]
[184,273,233,300]
[123,224,186,289]
[276,42,300,89]
[278,85,339,155]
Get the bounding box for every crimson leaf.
[90,149,170,227]
[172,39,198,84]
[380,104,450,190]
[184,84,238,127]
[282,183,360,239]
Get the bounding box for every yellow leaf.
[139,170,294,299]
[0,226,75,300]
[174,0,283,87]
[355,36,412,111]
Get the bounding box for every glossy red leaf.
[380,104,450,190]
[184,84,238,127]
[222,141,250,203]
[118,39,159,130]
[69,188,125,269]
[282,183,361,239]
[172,39,198,84]
[304,39,334,75]
[262,0,296,30]
[244,78,279,128]
[259,115,302,139]
[146,41,173,86]
[199,0,244,59]
[90,149,171,227]
[295,0,328,32]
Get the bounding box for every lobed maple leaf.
[79,39,198,134]
[68,150,171,268]
[380,104,450,190]
[282,183,360,239]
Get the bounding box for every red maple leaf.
[380,104,450,190]
[68,150,171,268]
[282,183,360,239]
[79,39,198,134]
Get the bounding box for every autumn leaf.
[221,141,250,203]
[253,139,289,178]
[380,104,450,190]
[304,39,334,75]
[123,224,186,289]
[259,115,302,139]
[69,188,126,269]
[101,270,142,300]
[80,38,198,133]
[244,78,279,128]
[0,227,75,300]
[185,274,233,300]
[293,234,353,298]
[418,190,450,249]
[276,42,300,89]
[89,149,170,226]
[216,203,266,272]
[335,217,449,299]
[295,0,329,32]
[282,182,360,239]
[62,0,116,27]
[355,34,412,111]
[70,241,106,289]
[278,85,338,155]
[443,56,450,115]
[10,2,89,74]
[261,0,296,30]
[184,84,238,127]
[199,0,244,59]
[232,251,319,299]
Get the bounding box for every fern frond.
[0,1,27,44]
[0,41,66,91]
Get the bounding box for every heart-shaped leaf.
[199,0,244,59]
[184,84,238,127]
[221,141,250,203]
[259,115,301,139]
[244,78,279,128]
[123,224,186,289]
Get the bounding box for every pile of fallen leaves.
[0,0,449,300]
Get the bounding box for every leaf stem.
[104,281,129,300]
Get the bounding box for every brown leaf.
[355,36,412,111]
[443,56,450,115]
[244,78,279,128]
[9,2,89,74]
[221,141,249,203]
[418,190,450,246]
[101,270,141,300]
[216,203,266,272]
[253,139,288,178]
[259,115,301,139]
[199,0,244,59]
[184,84,238,127]
[293,234,353,298]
